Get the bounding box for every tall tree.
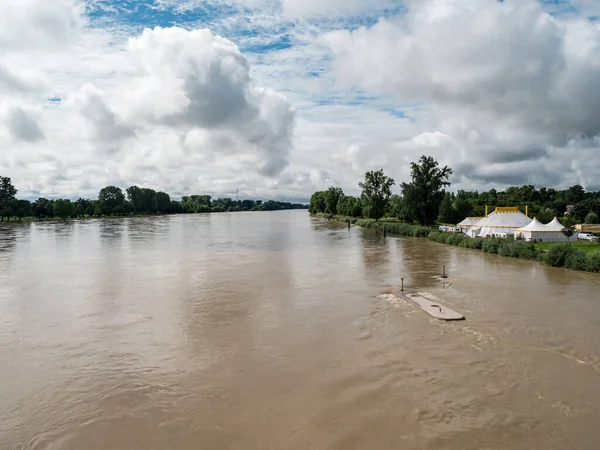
[141,188,156,213]
[325,187,344,215]
[14,200,31,221]
[438,194,456,224]
[98,186,125,215]
[126,186,145,213]
[308,191,327,214]
[401,155,453,226]
[54,199,74,219]
[33,198,53,220]
[155,192,171,213]
[585,212,599,224]
[74,198,91,217]
[359,169,395,221]
[0,176,18,221]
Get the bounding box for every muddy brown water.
[1,210,600,449]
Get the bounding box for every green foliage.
[545,244,577,267]
[401,155,453,226]
[33,198,53,219]
[325,187,344,215]
[0,176,18,221]
[561,226,576,241]
[536,207,556,224]
[586,253,600,273]
[438,193,474,225]
[565,250,588,271]
[98,186,125,215]
[482,238,503,253]
[585,212,599,224]
[497,240,538,260]
[349,218,432,237]
[359,169,395,221]
[337,196,362,217]
[309,191,327,214]
[53,199,75,219]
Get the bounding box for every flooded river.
[1,210,600,449]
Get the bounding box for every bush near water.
[317,213,599,273]
[427,232,599,273]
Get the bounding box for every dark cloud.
[7,107,45,142]
[487,148,548,164]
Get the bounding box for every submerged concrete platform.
[398,291,464,321]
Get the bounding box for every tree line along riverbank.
[314,213,600,273]
[0,176,307,222]
[309,154,599,274]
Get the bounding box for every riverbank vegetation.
[310,155,600,273]
[428,232,600,272]
[0,176,306,222]
[310,158,600,228]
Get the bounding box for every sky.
[1,0,600,202]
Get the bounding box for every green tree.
[14,200,31,221]
[54,199,75,219]
[438,194,455,224]
[585,212,599,224]
[74,198,91,217]
[126,186,145,213]
[359,169,395,221]
[98,186,125,215]
[337,196,362,217]
[0,176,18,221]
[565,185,586,205]
[33,198,53,220]
[309,191,327,214]
[562,226,576,241]
[141,188,156,213]
[325,187,344,215]
[401,155,453,226]
[155,192,171,213]
[537,207,556,224]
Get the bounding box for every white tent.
[467,207,532,238]
[457,217,484,234]
[516,217,576,242]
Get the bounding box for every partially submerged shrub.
[482,238,502,254]
[564,250,588,271]
[544,243,577,267]
[586,253,600,273]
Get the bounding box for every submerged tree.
[359,169,395,221]
[401,156,453,226]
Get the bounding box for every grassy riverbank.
[533,241,600,254]
[316,213,600,273]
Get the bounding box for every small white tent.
[516,217,577,242]
[515,217,547,242]
[467,207,531,238]
[457,217,484,234]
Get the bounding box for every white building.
[467,207,532,238]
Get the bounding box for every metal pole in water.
[401,277,404,292]
[348,220,351,230]
[442,264,447,279]
[383,224,387,238]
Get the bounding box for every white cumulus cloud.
[326,0,600,189]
